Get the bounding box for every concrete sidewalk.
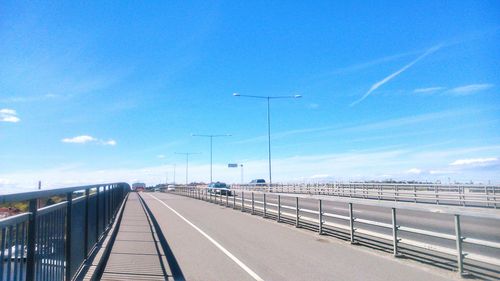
[99,192,168,281]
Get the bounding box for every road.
[141,192,458,281]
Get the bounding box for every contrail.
[350,44,442,106]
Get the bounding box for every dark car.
[250,179,267,187]
[208,182,232,195]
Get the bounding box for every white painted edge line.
[148,194,265,281]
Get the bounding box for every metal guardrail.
[233,183,500,208]
[175,187,500,278]
[0,182,129,281]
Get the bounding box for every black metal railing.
[0,182,129,281]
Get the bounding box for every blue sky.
[1,1,499,191]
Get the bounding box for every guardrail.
[233,183,500,208]
[174,186,500,279]
[0,182,129,281]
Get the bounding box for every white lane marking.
[148,194,265,281]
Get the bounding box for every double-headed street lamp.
[233,93,302,187]
[175,152,200,186]
[192,134,231,183]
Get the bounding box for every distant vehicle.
[249,179,267,187]
[132,183,146,192]
[208,182,231,195]
[167,185,176,192]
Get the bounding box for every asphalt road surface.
[141,192,459,281]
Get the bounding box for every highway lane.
[141,192,456,281]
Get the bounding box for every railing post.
[84,188,90,259]
[318,199,323,235]
[263,193,267,218]
[65,192,73,281]
[241,192,245,212]
[392,208,399,256]
[349,203,355,244]
[251,192,255,215]
[233,191,236,209]
[95,187,100,242]
[226,191,229,207]
[295,197,299,228]
[26,199,37,281]
[277,195,281,222]
[455,215,464,276]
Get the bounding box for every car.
[208,182,231,195]
[167,185,176,192]
[249,179,267,187]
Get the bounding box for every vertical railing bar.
[392,208,399,257]
[251,193,255,215]
[295,197,299,228]
[455,215,464,276]
[241,192,244,212]
[59,208,64,281]
[34,214,41,281]
[349,203,355,244]
[43,212,48,281]
[7,225,12,281]
[0,227,5,281]
[318,200,323,235]
[20,222,26,281]
[84,189,90,259]
[263,193,267,218]
[13,223,19,281]
[95,187,100,243]
[65,192,72,281]
[49,210,54,281]
[26,198,37,281]
[233,191,236,209]
[277,195,281,222]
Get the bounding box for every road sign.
[228,163,238,168]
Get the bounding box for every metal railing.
[175,187,500,279]
[0,182,129,281]
[233,183,500,208]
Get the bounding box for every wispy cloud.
[413,87,446,94]
[0,109,20,123]
[351,44,442,106]
[233,108,470,145]
[0,94,63,103]
[450,157,498,166]
[448,84,494,95]
[62,135,116,146]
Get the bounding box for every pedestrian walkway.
[99,192,167,280]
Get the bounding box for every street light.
[175,152,200,186]
[192,134,231,183]
[233,92,302,187]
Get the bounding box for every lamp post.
[175,152,200,186]
[192,134,231,183]
[233,93,302,187]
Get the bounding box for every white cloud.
[448,84,494,95]
[406,168,422,174]
[351,44,442,106]
[102,140,117,146]
[62,135,97,144]
[157,154,166,159]
[413,87,446,93]
[450,157,498,166]
[62,135,116,146]
[0,109,20,123]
